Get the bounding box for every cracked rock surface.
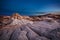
[0,13,60,40]
[0,20,60,40]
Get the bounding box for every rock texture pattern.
[0,13,60,40]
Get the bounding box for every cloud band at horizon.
[0,0,60,16]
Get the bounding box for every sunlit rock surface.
[0,13,60,40]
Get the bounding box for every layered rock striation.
[0,13,60,40]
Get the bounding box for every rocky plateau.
[0,13,60,40]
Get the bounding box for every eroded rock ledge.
[0,13,60,40]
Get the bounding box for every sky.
[0,0,60,16]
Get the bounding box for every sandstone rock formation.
[0,13,60,40]
[10,13,33,25]
[11,13,32,20]
[0,16,13,26]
